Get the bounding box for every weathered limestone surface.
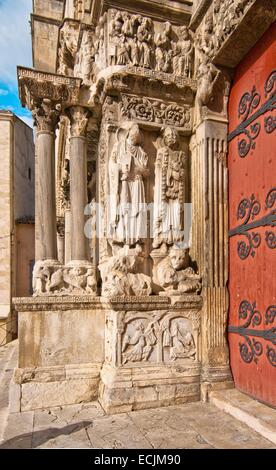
[14,0,276,413]
[1,401,274,449]
[0,118,12,328]
[0,112,34,345]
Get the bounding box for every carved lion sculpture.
[100,246,152,297]
[154,247,201,295]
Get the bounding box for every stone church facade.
[13,1,276,412]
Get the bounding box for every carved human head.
[169,247,190,271]
[127,124,142,145]
[180,25,189,40]
[114,12,123,32]
[162,127,179,149]
[73,267,84,276]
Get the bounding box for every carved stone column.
[191,118,232,398]
[33,100,60,261]
[68,106,90,263]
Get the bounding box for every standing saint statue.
[153,127,186,249]
[108,124,149,247]
[173,26,194,79]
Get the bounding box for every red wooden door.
[228,23,276,407]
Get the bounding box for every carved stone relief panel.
[32,261,97,296]
[56,7,196,87]
[195,1,255,62]
[104,309,200,368]
[57,20,81,76]
[120,94,192,131]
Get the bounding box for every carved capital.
[68,106,90,138]
[32,99,60,133]
[17,67,82,112]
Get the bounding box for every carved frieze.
[105,309,201,367]
[32,261,97,296]
[120,95,192,130]
[55,7,197,91]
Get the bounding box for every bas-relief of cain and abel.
[99,123,201,299]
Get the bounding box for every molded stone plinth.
[99,363,201,414]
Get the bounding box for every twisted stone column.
[33,100,60,261]
[68,106,90,263]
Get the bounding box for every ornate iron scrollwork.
[229,189,276,260]
[265,188,276,209]
[228,69,276,158]
[229,300,276,367]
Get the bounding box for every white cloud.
[0,0,32,89]
[0,88,8,96]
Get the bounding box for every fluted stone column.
[33,100,60,261]
[68,106,90,263]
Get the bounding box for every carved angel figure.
[153,127,186,249]
[122,321,157,364]
[173,26,193,78]
[108,124,149,247]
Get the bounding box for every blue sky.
[0,0,33,127]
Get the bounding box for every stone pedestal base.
[99,363,201,414]
[13,295,232,413]
[13,296,105,411]
[99,295,203,414]
[14,363,101,412]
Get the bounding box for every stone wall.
[0,115,12,341]
[14,118,35,221]
[0,112,35,345]
[15,224,35,298]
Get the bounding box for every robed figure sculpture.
[108,124,149,247]
[153,127,186,249]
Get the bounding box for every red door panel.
[228,23,276,407]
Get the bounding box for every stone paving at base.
[0,401,274,449]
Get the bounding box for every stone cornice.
[17,67,82,112]
[213,0,276,68]
[190,0,212,31]
[93,0,193,25]
[13,295,202,312]
[95,68,197,110]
